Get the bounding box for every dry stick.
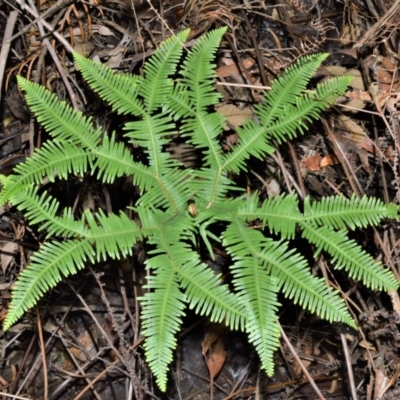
[15,303,99,399]
[0,394,32,400]
[9,333,37,396]
[0,11,18,102]
[72,338,145,400]
[340,333,359,400]
[240,9,268,87]
[278,322,326,400]
[71,286,142,386]
[321,117,363,196]
[49,334,112,400]
[8,0,74,42]
[91,269,143,398]
[353,0,400,48]
[14,0,73,52]
[25,0,79,109]
[36,305,48,400]
[72,358,122,400]
[287,141,307,199]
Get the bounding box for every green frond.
[303,195,397,230]
[258,53,329,127]
[223,221,356,328]
[234,262,280,376]
[140,264,186,392]
[123,114,176,177]
[167,83,196,119]
[139,29,190,112]
[386,202,400,219]
[14,140,93,182]
[221,120,275,174]
[237,192,301,239]
[175,246,246,330]
[0,174,31,206]
[260,240,356,327]
[124,113,174,149]
[73,52,145,116]
[189,169,239,206]
[265,76,353,143]
[17,76,101,149]
[11,187,88,238]
[85,210,142,260]
[180,111,225,169]
[0,141,92,206]
[311,76,354,108]
[91,132,152,186]
[140,208,194,246]
[300,222,399,291]
[3,239,95,330]
[224,221,281,375]
[177,27,226,112]
[138,169,193,211]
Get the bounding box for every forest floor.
[1,0,400,399]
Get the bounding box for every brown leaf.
[0,242,18,273]
[216,104,253,129]
[204,337,227,379]
[301,152,323,171]
[201,324,227,379]
[216,58,255,78]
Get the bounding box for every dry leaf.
[216,104,253,129]
[205,337,226,379]
[320,154,338,167]
[0,242,18,273]
[216,58,254,78]
[201,324,227,379]
[301,152,323,171]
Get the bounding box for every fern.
[1,27,398,391]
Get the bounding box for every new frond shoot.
[1,27,398,391]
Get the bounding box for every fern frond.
[0,141,92,206]
[259,240,356,327]
[181,111,225,167]
[0,175,30,206]
[138,169,193,211]
[300,222,398,291]
[265,77,353,143]
[139,29,190,112]
[176,246,246,330]
[123,113,176,177]
[237,192,301,239]
[3,239,95,330]
[303,195,396,230]
[233,261,280,376]
[223,221,281,374]
[92,132,151,185]
[221,120,275,174]
[16,140,92,182]
[73,53,145,116]
[140,264,186,392]
[258,53,329,127]
[189,169,239,207]
[85,210,142,260]
[6,29,398,394]
[11,187,88,238]
[176,27,226,112]
[17,76,101,149]
[224,221,356,327]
